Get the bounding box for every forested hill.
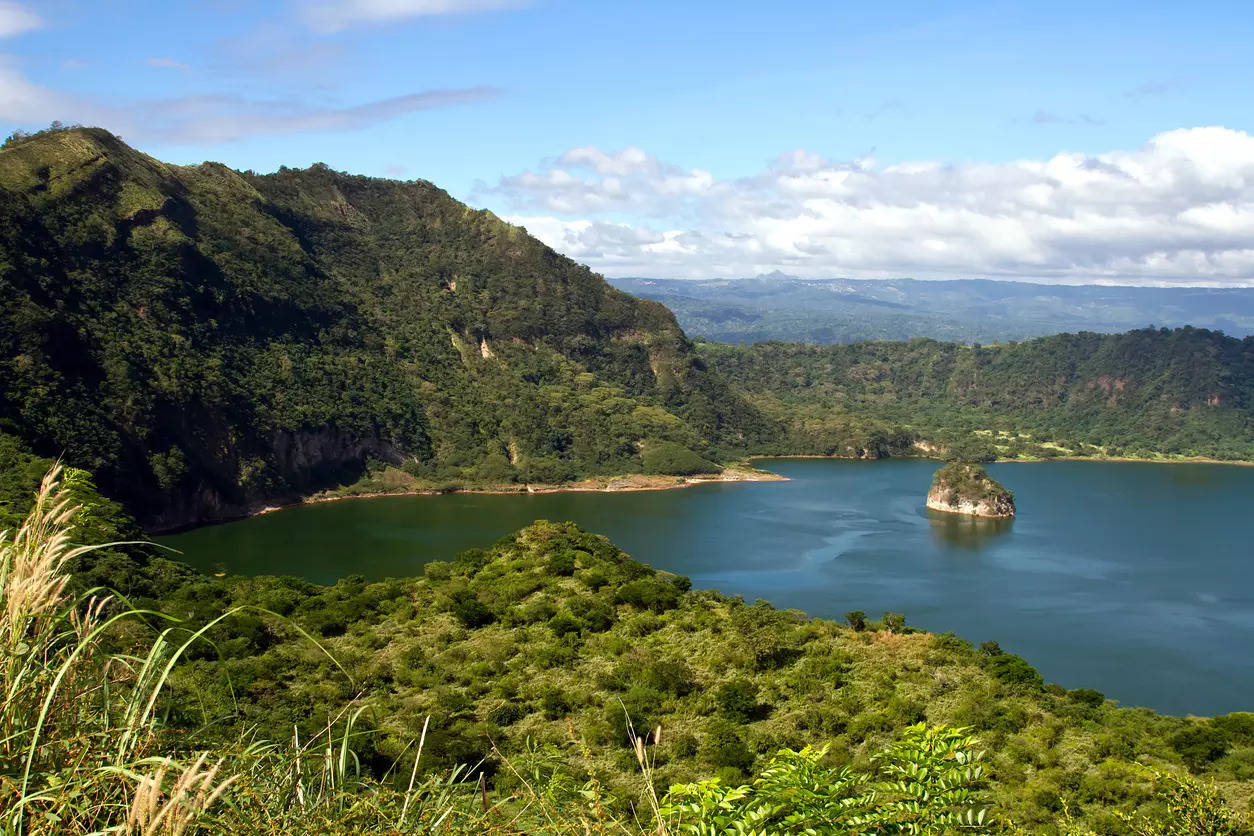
[0,127,766,528]
[701,327,1254,461]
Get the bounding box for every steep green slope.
[700,327,1254,461]
[0,128,765,529]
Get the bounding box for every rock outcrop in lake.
[927,462,1015,517]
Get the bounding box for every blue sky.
[3,0,1254,283]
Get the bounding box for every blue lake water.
[160,458,1254,716]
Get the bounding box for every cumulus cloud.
[0,58,56,121]
[489,146,717,217]
[0,1,40,39]
[481,128,1254,285]
[301,0,528,31]
[0,55,499,144]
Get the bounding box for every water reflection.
[926,509,1014,550]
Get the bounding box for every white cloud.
[0,1,40,39]
[480,128,1254,285]
[301,0,527,32]
[0,59,63,121]
[489,146,718,217]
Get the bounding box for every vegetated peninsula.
[927,461,1015,517]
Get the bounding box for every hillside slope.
[0,452,1250,831]
[0,128,766,528]
[702,327,1254,460]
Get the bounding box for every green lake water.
[159,458,1254,716]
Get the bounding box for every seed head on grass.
[125,753,235,836]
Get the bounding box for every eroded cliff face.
[147,429,404,531]
[926,462,1016,518]
[925,487,1015,518]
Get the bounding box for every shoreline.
[160,451,1252,533]
[247,466,789,520]
[747,452,1254,467]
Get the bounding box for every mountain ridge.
[0,127,766,528]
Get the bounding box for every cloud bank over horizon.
[484,128,1254,286]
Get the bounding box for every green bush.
[548,611,583,637]
[640,441,720,476]
[715,679,759,722]
[985,652,1044,689]
[614,578,681,612]
[448,589,495,628]
[1171,723,1231,771]
[701,718,754,773]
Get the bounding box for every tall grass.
[0,466,491,834]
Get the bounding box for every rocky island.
[926,461,1016,517]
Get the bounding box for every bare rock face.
[926,462,1015,518]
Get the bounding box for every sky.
[2,0,1254,284]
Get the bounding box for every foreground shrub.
[661,724,991,834]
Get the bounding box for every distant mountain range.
[609,274,1254,344]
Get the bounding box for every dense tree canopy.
[701,328,1254,462]
[0,128,766,528]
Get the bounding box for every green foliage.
[1171,722,1231,771]
[930,462,1014,508]
[0,128,768,528]
[660,725,991,834]
[447,588,495,628]
[1114,769,1252,835]
[3,456,1253,830]
[91,514,1245,829]
[715,679,759,722]
[701,328,1254,462]
[882,612,907,633]
[641,440,721,476]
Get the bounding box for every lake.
[159,458,1254,717]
